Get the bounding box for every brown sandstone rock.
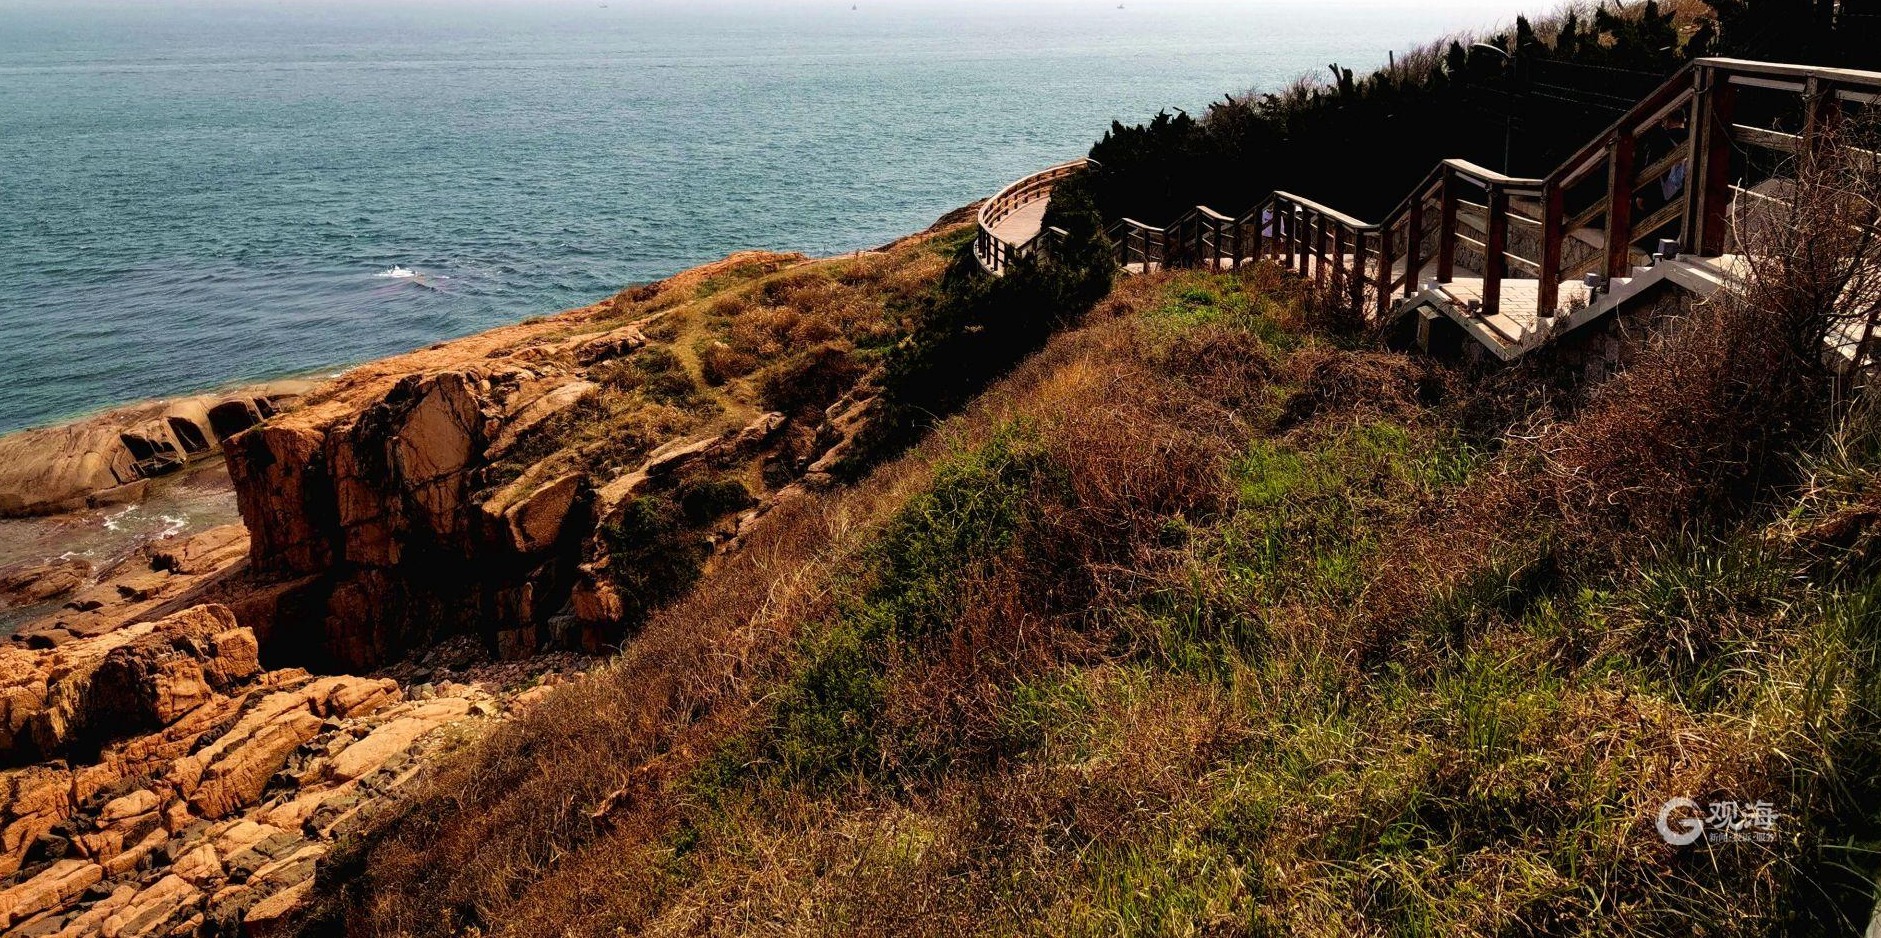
[485,379,597,460]
[0,858,101,929]
[571,324,649,366]
[0,767,77,878]
[0,604,261,766]
[0,384,311,519]
[326,699,470,782]
[485,472,587,555]
[169,676,396,819]
[0,560,90,608]
[147,525,249,576]
[99,872,199,937]
[241,879,312,936]
[226,422,337,576]
[88,605,260,732]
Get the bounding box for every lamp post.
[1471,42,1515,174]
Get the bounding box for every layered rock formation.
[218,248,892,671]
[0,595,585,935]
[227,365,605,671]
[0,383,314,519]
[0,226,961,935]
[6,526,250,654]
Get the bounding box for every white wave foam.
[101,504,140,531]
[375,266,417,279]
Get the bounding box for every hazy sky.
[2,0,1543,14]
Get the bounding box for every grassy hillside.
[308,234,1881,932]
[297,7,1881,931]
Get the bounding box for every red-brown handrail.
[976,158,1094,275]
[1081,57,1881,330]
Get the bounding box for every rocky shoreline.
[0,382,320,522]
[0,219,963,934]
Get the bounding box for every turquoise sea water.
[0,0,1512,436]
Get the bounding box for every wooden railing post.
[1315,213,1330,287]
[1437,168,1458,283]
[1248,208,1264,264]
[1298,207,1311,275]
[1483,185,1508,317]
[1294,207,1308,275]
[1605,126,1638,280]
[1281,205,1296,270]
[1376,225,1396,316]
[1538,182,1564,320]
[1331,225,1347,296]
[1295,206,1308,274]
[1803,75,1839,153]
[1350,228,1369,310]
[1690,66,1737,257]
[1405,195,1424,296]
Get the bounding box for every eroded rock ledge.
[0,383,315,519]
[218,246,898,672]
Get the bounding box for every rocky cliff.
[0,592,582,936]
[0,481,598,935]
[217,231,952,673]
[0,224,964,934]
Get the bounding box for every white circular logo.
[1657,797,1705,846]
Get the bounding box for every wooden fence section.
[974,159,1090,275]
[980,57,1881,355]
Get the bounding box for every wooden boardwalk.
[988,199,1049,254]
[976,57,1881,366]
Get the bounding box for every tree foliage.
[1087,0,1870,226]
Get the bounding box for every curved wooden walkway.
[976,57,1881,366]
[974,159,1086,275]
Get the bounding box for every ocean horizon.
[0,0,1511,436]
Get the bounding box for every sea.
[0,0,1519,436]
[0,0,1515,629]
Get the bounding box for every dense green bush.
[601,495,711,626]
[1087,0,1873,227]
[862,174,1113,463]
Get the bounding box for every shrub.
[861,175,1114,466]
[696,340,759,386]
[674,476,756,527]
[602,495,711,626]
[756,342,865,418]
[599,346,707,410]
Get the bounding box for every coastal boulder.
[88,605,260,733]
[0,605,260,766]
[227,421,340,576]
[0,559,91,608]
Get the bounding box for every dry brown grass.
[1357,126,1881,668]
[328,183,1881,934]
[329,463,936,934]
[329,266,1294,934]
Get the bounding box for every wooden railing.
[975,158,1093,275]
[1087,57,1881,329]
